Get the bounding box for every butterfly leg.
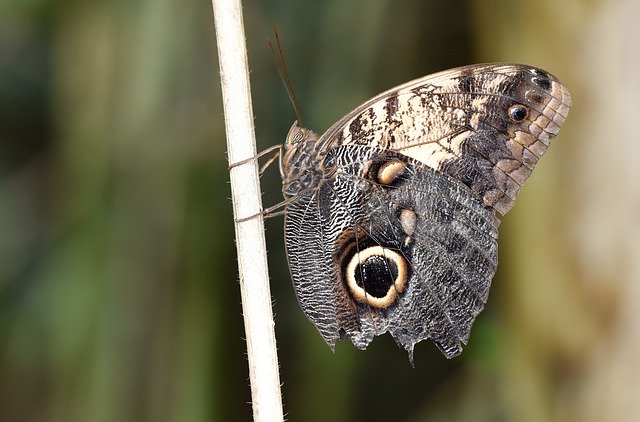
[235,195,297,223]
[228,144,283,175]
[260,148,282,175]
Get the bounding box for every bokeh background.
[2,0,639,421]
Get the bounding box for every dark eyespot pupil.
[354,255,398,298]
[509,105,528,122]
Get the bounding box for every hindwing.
[285,146,499,359]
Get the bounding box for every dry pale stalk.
[211,0,284,420]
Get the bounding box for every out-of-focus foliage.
[1,0,639,421]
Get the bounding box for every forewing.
[318,63,572,214]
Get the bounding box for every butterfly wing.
[285,146,499,360]
[284,63,571,359]
[317,63,572,214]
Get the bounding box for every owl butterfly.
[278,63,571,362]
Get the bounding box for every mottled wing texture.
[283,63,571,359]
[319,63,572,214]
[285,146,499,359]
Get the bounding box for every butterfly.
[278,63,571,362]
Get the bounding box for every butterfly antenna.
[268,28,304,126]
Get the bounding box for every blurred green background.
[2,0,639,421]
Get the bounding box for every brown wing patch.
[318,64,571,215]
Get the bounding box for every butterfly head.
[285,121,318,150]
[281,121,323,197]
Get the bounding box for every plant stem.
[211,0,284,420]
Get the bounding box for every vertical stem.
[211,1,284,421]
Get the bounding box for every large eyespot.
[345,246,409,309]
[508,104,528,122]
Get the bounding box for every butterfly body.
[281,63,571,360]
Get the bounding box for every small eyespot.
[375,160,407,185]
[508,104,528,122]
[399,209,417,237]
[525,90,544,104]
